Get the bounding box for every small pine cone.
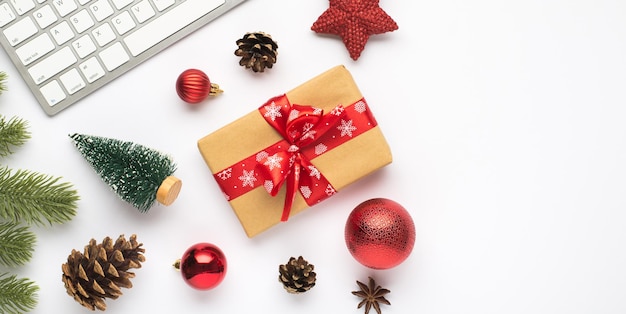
[278,256,316,294]
[234,32,278,72]
[61,234,145,311]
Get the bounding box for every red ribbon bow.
[212,94,377,223]
[257,95,345,221]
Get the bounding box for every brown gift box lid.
[197,65,392,237]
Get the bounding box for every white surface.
[1,0,626,313]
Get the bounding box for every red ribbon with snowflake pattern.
[213,94,378,221]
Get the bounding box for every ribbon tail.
[281,165,300,222]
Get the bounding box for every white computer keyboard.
[0,0,246,116]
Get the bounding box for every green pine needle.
[0,72,6,94]
[0,115,30,157]
[0,167,79,226]
[0,222,36,267]
[0,273,39,314]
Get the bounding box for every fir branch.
[0,273,39,314]
[0,222,36,267]
[0,167,79,226]
[0,115,30,157]
[0,71,6,94]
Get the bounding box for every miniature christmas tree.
[69,133,182,212]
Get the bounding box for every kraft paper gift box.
[197,65,392,238]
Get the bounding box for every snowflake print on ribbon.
[263,101,283,121]
[264,180,274,193]
[238,169,257,187]
[300,122,317,141]
[337,119,357,137]
[256,151,269,162]
[264,154,283,171]
[354,100,367,113]
[288,129,299,140]
[325,184,336,196]
[217,168,232,180]
[288,109,300,121]
[308,165,321,179]
[330,106,345,116]
[300,186,313,199]
[315,143,327,155]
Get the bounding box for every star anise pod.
[351,277,391,314]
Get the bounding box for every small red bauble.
[175,69,223,104]
[177,243,227,290]
[345,198,416,269]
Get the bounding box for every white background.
[2,0,626,313]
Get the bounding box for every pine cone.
[234,32,278,72]
[278,256,316,294]
[61,234,145,311]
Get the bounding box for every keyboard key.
[11,0,35,16]
[0,3,16,27]
[89,0,114,22]
[131,0,155,23]
[15,32,55,65]
[99,42,129,71]
[52,0,78,17]
[3,16,37,46]
[50,21,75,45]
[79,57,105,83]
[124,0,225,56]
[111,0,133,10]
[60,68,85,95]
[40,80,66,106]
[111,11,135,35]
[72,34,96,58]
[153,0,175,12]
[70,9,95,33]
[28,46,77,84]
[33,5,58,28]
[92,23,115,47]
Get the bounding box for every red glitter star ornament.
[311,0,398,60]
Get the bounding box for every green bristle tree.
[69,133,182,212]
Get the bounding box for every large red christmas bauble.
[176,69,211,104]
[179,243,227,290]
[345,198,416,269]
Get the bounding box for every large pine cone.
[61,234,145,311]
[234,32,278,72]
[278,256,316,294]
